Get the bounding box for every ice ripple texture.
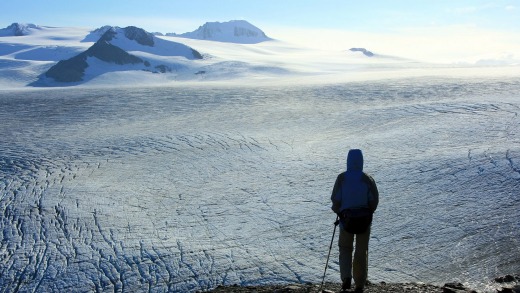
[1,78,519,292]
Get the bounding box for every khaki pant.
[338,226,370,289]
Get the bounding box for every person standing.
[331,149,379,292]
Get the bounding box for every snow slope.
[0,25,92,88]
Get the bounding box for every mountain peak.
[170,20,272,44]
[95,26,155,47]
[122,26,154,46]
[42,25,203,84]
[0,23,41,37]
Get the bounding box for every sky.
[2,0,520,62]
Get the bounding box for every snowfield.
[1,77,519,292]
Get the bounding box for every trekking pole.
[318,215,339,293]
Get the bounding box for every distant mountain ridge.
[0,20,281,86]
[168,20,272,44]
[42,26,203,83]
[0,23,41,37]
[83,25,153,46]
[0,20,445,88]
[45,35,143,82]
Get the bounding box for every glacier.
[0,77,519,292]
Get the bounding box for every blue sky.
[2,0,519,33]
[2,0,520,61]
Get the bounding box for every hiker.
[331,149,379,293]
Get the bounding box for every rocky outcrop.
[44,55,89,82]
[495,275,520,293]
[350,48,375,57]
[125,26,154,46]
[43,25,203,83]
[45,31,145,82]
[112,26,155,46]
[86,38,143,65]
[85,26,154,46]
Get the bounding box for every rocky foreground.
[207,275,520,293]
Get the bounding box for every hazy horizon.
[2,0,520,63]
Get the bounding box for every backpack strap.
[361,172,379,212]
[361,173,378,197]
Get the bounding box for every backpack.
[339,173,375,234]
[340,208,372,234]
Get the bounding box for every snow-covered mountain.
[169,20,272,44]
[0,21,300,88]
[1,21,518,88]
[39,26,203,84]
[0,22,41,37]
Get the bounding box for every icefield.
[1,77,519,292]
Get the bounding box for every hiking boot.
[341,279,351,291]
[354,288,363,293]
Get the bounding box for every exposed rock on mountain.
[45,38,144,82]
[85,26,203,59]
[350,47,375,57]
[169,20,272,44]
[83,26,154,46]
[43,26,203,83]
[99,26,155,46]
[122,26,154,46]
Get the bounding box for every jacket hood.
[347,149,364,172]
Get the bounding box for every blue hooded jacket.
[331,149,378,213]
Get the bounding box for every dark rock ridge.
[45,31,145,82]
[123,26,154,46]
[0,23,41,36]
[83,26,154,45]
[85,26,203,59]
[43,26,203,83]
[350,48,375,57]
[99,26,155,47]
